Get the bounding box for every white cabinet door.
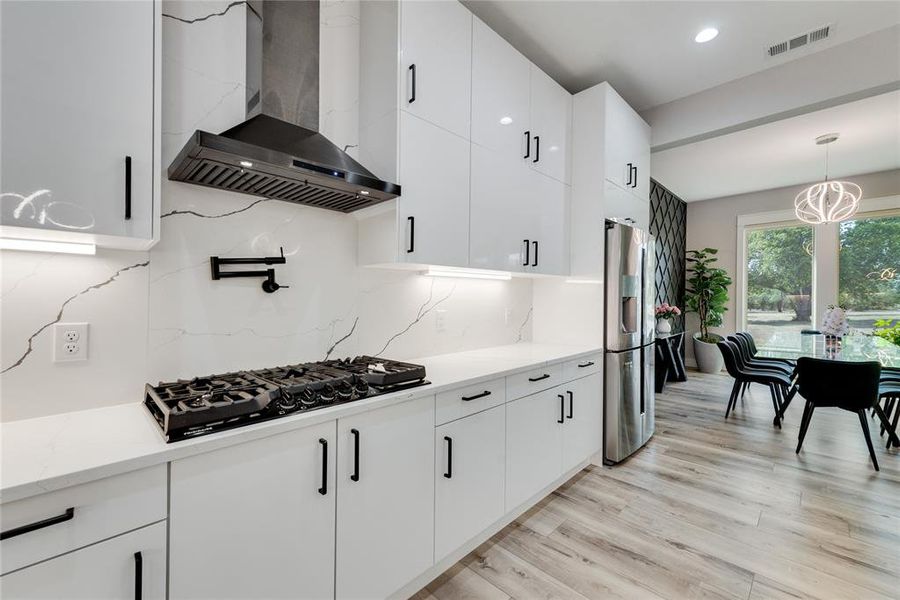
[0,521,166,600]
[629,116,652,202]
[605,179,649,231]
[169,423,336,600]
[336,397,435,600]
[469,143,532,273]
[400,0,471,139]
[562,373,603,472]
[530,174,568,276]
[471,18,531,159]
[505,387,564,510]
[398,112,470,267]
[0,0,155,243]
[529,67,571,184]
[435,405,506,562]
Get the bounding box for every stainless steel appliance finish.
[604,221,656,463]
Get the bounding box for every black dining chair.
[794,357,899,471]
[727,334,795,403]
[734,332,797,369]
[718,340,793,427]
[878,380,900,449]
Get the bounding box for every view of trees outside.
[838,214,900,332]
[745,224,814,346]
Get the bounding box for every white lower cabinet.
[562,373,603,472]
[336,397,435,599]
[169,422,337,600]
[434,404,506,561]
[0,521,166,600]
[505,387,565,510]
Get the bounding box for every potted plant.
[654,303,681,334]
[685,248,732,373]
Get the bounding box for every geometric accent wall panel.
[649,179,687,338]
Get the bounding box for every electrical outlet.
[54,323,89,362]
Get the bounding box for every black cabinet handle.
[0,507,74,541]
[407,216,415,253]
[444,436,453,479]
[528,373,550,382]
[567,390,574,419]
[408,64,416,104]
[558,394,565,424]
[626,162,633,186]
[134,551,143,600]
[350,428,360,482]
[125,155,132,220]
[523,131,531,159]
[523,239,530,266]
[461,390,491,401]
[532,241,538,267]
[632,165,638,188]
[578,361,595,368]
[318,438,328,495]
[533,135,540,163]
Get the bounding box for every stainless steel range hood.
[167,1,399,213]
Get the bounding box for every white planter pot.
[692,332,724,373]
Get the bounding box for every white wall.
[684,168,900,361]
[0,0,533,422]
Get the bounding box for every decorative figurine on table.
[821,305,850,351]
[655,303,681,334]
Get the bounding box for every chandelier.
[794,133,862,225]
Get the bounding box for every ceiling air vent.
[767,24,832,58]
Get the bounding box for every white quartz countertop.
[0,343,600,504]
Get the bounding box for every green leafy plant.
[873,319,900,347]
[685,248,733,343]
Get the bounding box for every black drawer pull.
[444,436,453,479]
[350,428,360,482]
[523,239,530,266]
[0,507,74,541]
[134,551,143,600]
[567,390,574,419]
[626,162,633,186]
[407,216,415,253]
[532,240,538,267]
[461,390,491,402]
[528,374,550,382]
[523,131,531,159]
[533,135,540,163]
[577,361,595,368]
[558,394,565,424]
[318,438,328,495]
[408,64,416,103]
[124,156,132,220]
[631,164,638,188]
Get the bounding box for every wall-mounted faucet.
[210,247,289,293]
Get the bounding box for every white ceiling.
[462,1,900,110]
[650,90,900,202]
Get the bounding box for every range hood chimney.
[168,1,399,213]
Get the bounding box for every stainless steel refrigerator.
[604,220,656,464]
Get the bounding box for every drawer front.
[563,353,603,380]
[435,377,506,425]
[1,465,167,574]
[506,363,563,400]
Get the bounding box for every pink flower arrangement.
[655,303,681,320]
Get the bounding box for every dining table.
[757,331,900,367]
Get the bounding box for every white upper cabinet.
[529,67,572,184]
[400,0,472,139]
[603,85,650,201]
[169,423,337,600]
[471,18,531,158]
[397,112,470,267]
[0,0,159,250]
[529,172,569,275]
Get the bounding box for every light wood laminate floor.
[414,370,900,600]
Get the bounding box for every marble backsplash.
[0,1,534,421]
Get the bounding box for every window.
[838,213,900,333]
[744,223,815,346]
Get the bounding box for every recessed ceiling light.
[694,27,718,43]
[499,116,513,125]
[239,160,253,168]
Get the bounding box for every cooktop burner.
[144,357,428,442]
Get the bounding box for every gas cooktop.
[144,357,428,442]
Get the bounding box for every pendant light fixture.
[794,133,862,224]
